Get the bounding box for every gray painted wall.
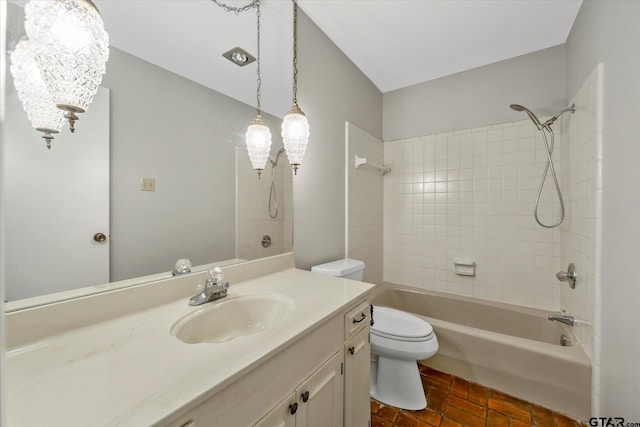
[0,2,7,425]
[103,48,284,281]
[566,1,640,418]
[383,45,566,141]
[293,12,383,270]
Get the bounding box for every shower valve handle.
[556,263,576,289]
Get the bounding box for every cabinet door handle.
[352,313,366,323]
[301,391,310,403]
[348,341,365,356]
[289,402,298,415]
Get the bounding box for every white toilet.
[370,305,438,410]
[310,258,439,411]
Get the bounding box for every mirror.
[3,1,293,307]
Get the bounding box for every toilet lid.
[371,305,433,340]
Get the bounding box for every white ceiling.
[20,1,582,117]
[298,0,583,93]
[93,0,294,118]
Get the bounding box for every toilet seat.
[371,306,434,342]
[371,329,434,342]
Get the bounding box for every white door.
[5,87,110,301]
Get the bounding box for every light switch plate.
[140,177,155,192]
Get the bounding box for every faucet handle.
[556,263,576,289]
[207,266,224,284]
[173,258,192,276]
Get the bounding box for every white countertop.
[6,266,373,426]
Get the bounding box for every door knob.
[93,232,107,243]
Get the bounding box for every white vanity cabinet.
[344,327,371,427]
[294,351,344,427]
[166,299,370,427]
[343,301,371,427]
[253,393,296,427]
[254,351,343,427]
[5,255,377,427]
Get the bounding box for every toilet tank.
[311,258,365,281]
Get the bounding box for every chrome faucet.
[547,310,574,326]
[189,266,229,306]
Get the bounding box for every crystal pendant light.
[281,0,309,175]
[246,115,272,178]
[24,0,109,133]
[9,37,65,149]
[245,0,272,178]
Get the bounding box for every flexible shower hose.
[534,126,565,228]
[268,166,278,219]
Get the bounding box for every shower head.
[510,104,543,128]
[269,147,285,167]
[511,103,576,130]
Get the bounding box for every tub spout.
[547,314,574,326]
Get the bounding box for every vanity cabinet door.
[253,392,297,427]
[295,351,344,427]
[344,326,371,427]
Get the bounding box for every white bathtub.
[372,284,591,419]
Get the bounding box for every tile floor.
[370,365,587,427]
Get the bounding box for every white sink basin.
[171,294,295,344]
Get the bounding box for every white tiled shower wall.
[379,68,602,414]
[383,120,564,311]
[236,146,293,261]
[346,122,384,284]
[560,64,602,409]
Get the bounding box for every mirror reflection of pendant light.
[245,0,272,178]
[24,0,109,133]
[281,0,309,175]
[9,37,65,149]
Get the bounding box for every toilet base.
[370,355,427,410]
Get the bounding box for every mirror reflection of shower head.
[267,147,285,218]
[269,147,285,168]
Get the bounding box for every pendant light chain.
[211,0,259,15]
[243,0,272,177]
[292,0,299,104]
[281,0,309,175]
[256,1,262,116]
